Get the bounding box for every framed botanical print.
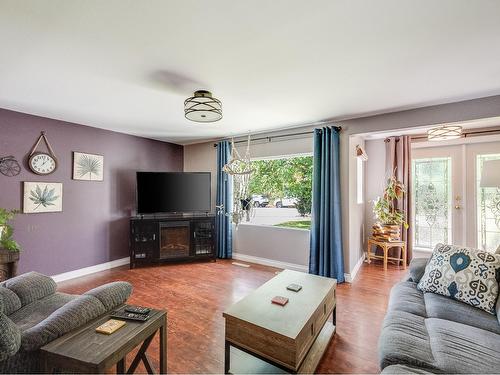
[73,152,104,181]
[23,182,63,214]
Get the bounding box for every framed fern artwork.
[72,152,104,181]
[23,182,63,213]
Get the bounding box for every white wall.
[364,139,387,241]
[184,142,218,212]
[233,224,309,271]
[348,136,366,271]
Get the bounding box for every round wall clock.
[27,131,58,175]
[28,152,57,175]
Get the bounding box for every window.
[357,157,364,204]
[412,157,452,249]
[236,155,313,229]
[476,153,500,251]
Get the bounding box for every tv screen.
[136,172,211,214]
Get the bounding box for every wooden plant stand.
[0,249,19,282]
[366,237,406,271]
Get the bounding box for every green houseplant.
[372,176,409,241]
[0,208,21,251]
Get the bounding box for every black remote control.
[111,309,150,322]
[124,305,151,315]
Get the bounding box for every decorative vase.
[372,223,401,242]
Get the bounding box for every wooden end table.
[223,269,336,374]
[0,249,19,282]
[366,237,406,271]
[41,308,167,374]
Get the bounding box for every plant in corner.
[0,208,21,251]
[372,176,409,242]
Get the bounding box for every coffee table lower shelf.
[225,320,336,374]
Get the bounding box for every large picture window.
[235,155,313,229]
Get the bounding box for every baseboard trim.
[52,257,130,283]
[344,253,365,283]
[232,252,309,273]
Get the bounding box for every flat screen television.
[136,172,211,214]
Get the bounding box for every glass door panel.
[413,157,452,249]
[412,145,463,251]
[476,153,500,251]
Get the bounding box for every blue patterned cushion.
[417,244,500,314]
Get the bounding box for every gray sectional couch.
[0,272,132,373]
[379,258,500,374]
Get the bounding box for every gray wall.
[0,108,183,275]
[184,94,500,276]
[340,94,500,273]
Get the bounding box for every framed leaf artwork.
[23,182,63,214]
[73,152,104,181]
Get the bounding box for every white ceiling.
[1,0,500,145]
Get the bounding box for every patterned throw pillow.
[417,243,500,314]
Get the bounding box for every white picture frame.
[23,182,63,214]
[72,152,104,181]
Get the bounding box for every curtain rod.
[213,126,341,147]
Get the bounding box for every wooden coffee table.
[41,308,167,374]
[223,270,336,374]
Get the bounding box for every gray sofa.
[378,258,500,374]
[0,272,132,373]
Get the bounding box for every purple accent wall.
[0,108,183,275]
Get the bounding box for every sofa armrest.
[407,258,428,283]
[21,295,107,351]
[83,281,133,310]
[20,281,132,351]
[3,272,57,306]
[0,311,21,361]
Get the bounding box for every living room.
[1,1,500,374]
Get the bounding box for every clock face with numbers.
[29,152,57,175]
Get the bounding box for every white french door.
[412,140,500,252]
[412,146,463,251]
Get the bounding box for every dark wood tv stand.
[129,214,216,268]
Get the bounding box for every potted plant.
[372,176,409,241]
[0,208,21,281]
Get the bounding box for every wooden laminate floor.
[58,259,405,374]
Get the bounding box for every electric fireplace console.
[129,215,216,268]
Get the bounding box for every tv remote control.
[110,310,150,322]
[124,306,151,315]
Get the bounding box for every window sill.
[235,222,311,232]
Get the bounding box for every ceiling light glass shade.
[184,90,222,123]
[427,125,463,141]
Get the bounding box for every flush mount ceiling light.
[427,125,463,141]
[184,90,222,123]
